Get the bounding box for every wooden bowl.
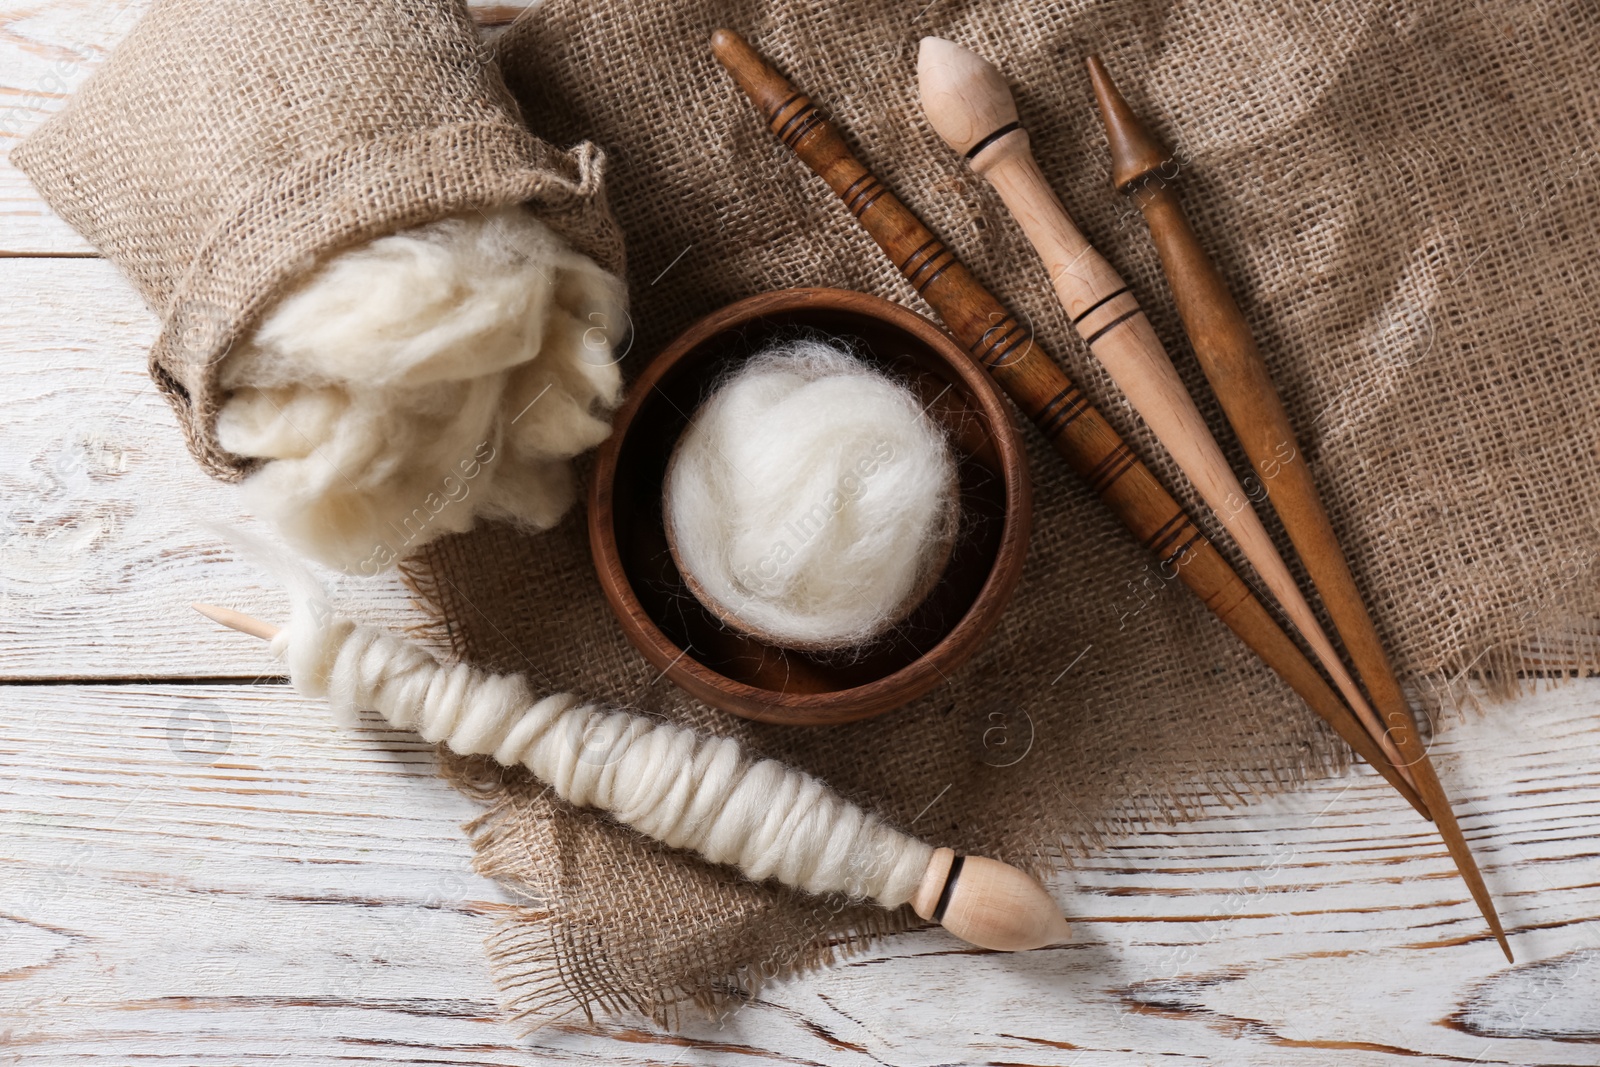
[588,288,1030,725]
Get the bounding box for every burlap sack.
[12,0,623,481]
[23,0,1600,1033]
[408,0,1600,1027]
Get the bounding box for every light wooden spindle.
[916,36,1415,790]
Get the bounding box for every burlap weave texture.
[13,0,625,480]
[20,0,1600,1031]
[405,0,1600,1026]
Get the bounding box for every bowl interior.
[606,301,1014,702]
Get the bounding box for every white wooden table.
[4,3,1599,1063]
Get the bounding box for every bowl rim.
[588,286,1032,726]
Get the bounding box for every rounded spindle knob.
[910,847,1070,951]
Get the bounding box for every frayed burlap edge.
[396,516,1600,1027]
[443,759,922,1030]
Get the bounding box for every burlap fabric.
[411,0,1600,1026]
[20,0,1600,1032]
[12,0,623,481]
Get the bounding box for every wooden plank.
[5,4,1600,1065]
[0,256,419,679]
[0,0,537,256]
[0,0,133,254]
[1,679,1598,1064]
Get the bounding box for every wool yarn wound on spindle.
[269,578,934,908]
[217,206,628,574]
[663,339,959,650]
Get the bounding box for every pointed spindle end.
[917,37,1023,169]
[911,847,1070,951]
[1085,55,1174,192]
[192,602,280,641]
[1477,892,1513,962]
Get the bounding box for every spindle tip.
[917,37,1022,166]
[1084,55,1174,192]
[911,847,1070,951]
[192,602,280,641]
[710,28,799,118]
[709,27,743,57]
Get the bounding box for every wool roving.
[216,206,628,574]
[269,573,935,908]
[200,526,1068,951]
[663,339,958,650]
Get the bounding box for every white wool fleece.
[217,205,626,573]
[664,340,958,650]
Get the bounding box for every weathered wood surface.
[0,0,530,675]
[4,0,1600,1063]
[1,682,1598,1065]
[0,257,418,679]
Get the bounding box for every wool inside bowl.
[661,336,964,653]
[588,288,1031,726]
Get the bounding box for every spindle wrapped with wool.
[272,583,934,905]
[664,340,958,650]
[217,206,627,573]
[195,543,1068,950]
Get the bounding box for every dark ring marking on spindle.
[904,242,950,280]
[842,176,876,208]
[907,251,952,289]
[903,250,950,290]
[931,854,966,923]
[845,177,883,216]
[850,184,889,219]
[783,107,827,148]
[1071,286,1130,325]
[768,94,825,149]
[1162,530,1206,570]
[1086,441,1137,494]
[1149,515,1196,559]
[842,173,875,204]
[899,237,941,274]
[964,121,1020,160]
[1086,444,1139,495]
[1042,392,1091,436]
[970,319,1022,363]
[767,95,809,138]
[984,327,1033,368]
[909,249,956,294]
[1084,443,1125,488]
[1038,385,1089,437]
[1083,308,1142,347]
[1036,385,1074,420]
[768,92,804,124]
[772,96,814,139]
[1099,449,1141,494]
[972,318,1021,348]
[914,261,955,295]
[1141,511,1186,551]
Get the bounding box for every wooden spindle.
[915,36,1414,792]
[1083,56,1511,961]
[192,603,1069,951]
[707,28,1429,817]
[192,602,279,641]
